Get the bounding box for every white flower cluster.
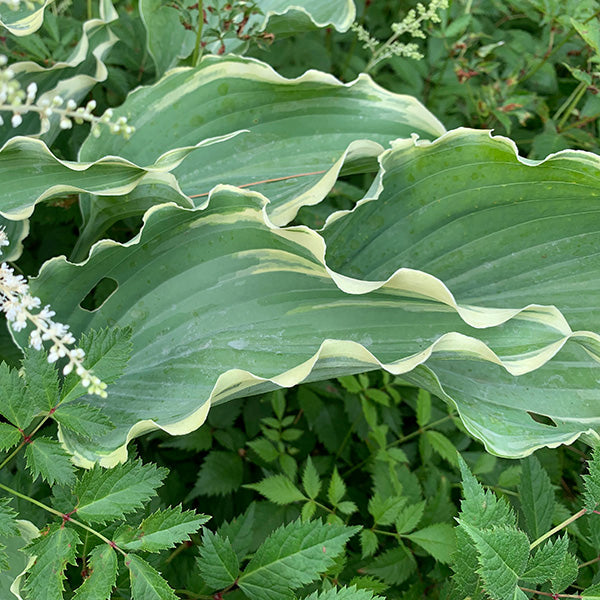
[0,228,107,397]
[0,55,134,139]
[356,0,449,68]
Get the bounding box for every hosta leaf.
[76,53,444,248]
[0,133,238,221]
[197,530,240,590]
[27,183,596,465]
[72,544,117,600]
[323,129,600,457]
[73,460,166,523]
[25,436,76,486]
[0,0,51,36]
[126,554,177,600]
[23,524,80,600]
[0,6,117,145]
[0,215,28,262]
[115,506,208,553]
[0,519,38,598]
[238,519,359,600]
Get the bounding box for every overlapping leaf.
[323,129,600,456]
[21,154,598,464]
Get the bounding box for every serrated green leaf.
[302,457,321,500]
[22,348,59,413]
[461,524,530,600]
[247,438,279,463]
[0,500,18,538]
[52,403,114,440]
[192,451,243,497]
[198,530,240,590]
[328,469,346,506]
[347,576,388,594]
[424,431,458,466]
[360,529,378,558]
[364,545,416,586]
[72,544,117,600]
[0,362,34,429]
[522,536,568,585]
[519,455,554,541]
[550,552,579,595]
[302,501,317,522]
[115,506,208,553]
[25,436,76,486]
[60,327,133,404]
[127,554,177,600]
[74,460,167,524]
[0,423,22,452]
[584,446,600,511]
[407,523,456,564]
[368,494,406,526]
[24,525,80,600]
[338,376,362,393]
[246,475,305,505]
[416,389,431,427]
[217,503,256,561]
[583,583,600,599]
[304,585,384,600]
[238,519,359,600]
[337,501,357,515]
[364,389,390,406]
[395,500,425,535]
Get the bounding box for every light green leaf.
[406,523,456,564]
[416,389,431,427]
[424,431,458,466]
[21,348,59,413]
[550,552,579,594]
[72,544,117,600]
[328,469,346,506]
[73,460,167,523]
[583,446,600,511]
[25,436,76,486]
[127,554,177,600]
[368,494,406,526]
[522,536,568,585]
[247,438,279,463]
[0,362,34,430]
[0,519,38,598]
[519,455,554,540]
[115,506,208,553]
[52,403,114,440]
[23,525,80,600]
[0,423,21,452]
[246,475,305,505]
[461,524,530,600]
[238,519,359,600]
[197,530,240,590]
[302,457,321,500]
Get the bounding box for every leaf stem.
[192,0,204,67]
[520,587,582,599]
[529,507,587,550]
[0,481,127,557]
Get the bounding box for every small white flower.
[11,113,22,128]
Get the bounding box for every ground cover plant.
[0,0,600,598]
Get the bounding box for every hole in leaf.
[79,277,118,311]
[527,411,557,428]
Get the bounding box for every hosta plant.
[0,0,600,598]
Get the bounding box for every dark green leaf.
[217,503,256,561]
[0,423,21,452]
[522,536,568,585]
[406,523,456,564]
[22,349,59,413]
[364,545,417,586]
[197,529,240,590]
[304,585,384,600]
[238,519,359,600]
[72,544,117,600]
[193,451,243,497]
[25,436,76,486]
[127,554,177,600]
[328,469,346,506]
[245,475,305,505]
[360,529,378,558]
[583,446,600,511]
[302,457,321,500]
[395,501,425,535]
[74,460,167,524]
[0,362,35,429]
[519,455,554,540]
[550,552,579,595]
[53,403,114,440]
